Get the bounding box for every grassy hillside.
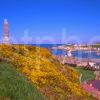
[0,61,44,100]
[0,45,95,99]
[75,68,95,82]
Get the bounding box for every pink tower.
[3,19,10,44]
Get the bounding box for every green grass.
[0,61,44,100]
[75,68,95,82]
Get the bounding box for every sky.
[0,0,100,44]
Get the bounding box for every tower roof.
[4,19,7,21]
[4,19,8,23]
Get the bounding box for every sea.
[31,44,100,59]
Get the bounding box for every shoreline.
[50,45,100,53]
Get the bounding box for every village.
[54,50,100,99]
[51,44,100,71]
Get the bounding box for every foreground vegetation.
[0,61,43,100]
[0,44,95,99]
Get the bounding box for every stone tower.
[3,19,10,44]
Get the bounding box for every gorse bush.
[0,44,94,100]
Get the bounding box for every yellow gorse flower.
[0,44,92,99]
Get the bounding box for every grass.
[0,61,44,100]
[75,68,96,82]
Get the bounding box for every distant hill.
[91,42,100,47]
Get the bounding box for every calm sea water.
[32,44,62,48]
[32,44,100,59]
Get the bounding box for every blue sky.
[0,0,100,44]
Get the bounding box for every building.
[3,19,10,44]
[67,50,72,57]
